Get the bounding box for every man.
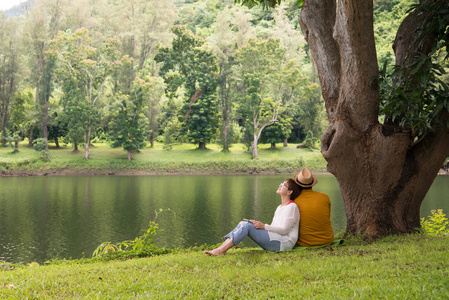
[293,168,334,247]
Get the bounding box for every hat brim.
[294,172,318,187]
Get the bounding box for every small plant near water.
[92,221,170,259]
[421,209,449,234]
[92,209,176,259]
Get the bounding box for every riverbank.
[1,233,448,298]
[0,142,327,176]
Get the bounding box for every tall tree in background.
[49,28,127,159]
[295,82,323,139]
[24,0,63,150]
[235,38,303,158]
[155,25,219,149]
[271,3,306,63]
[103,0,177,146]
[108,73,164,158]
[208,6,253,151]
[238,0,449,237]
[103,0,177,85]
[0,14,21,145]
[142,75,165,147]
[10,90,34,151]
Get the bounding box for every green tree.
[49,28,127,159]
[155,25,219,149]
[59,78,87,152]
[0,13,21,146]
[10,89,34,151]
[235,38,303,158]
[24,0,63,150]
[208,6,254,151]
[47,111,67,148]
[295,82,324,139]
[108,91,148,160]
[259,114,293,149]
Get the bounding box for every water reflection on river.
[0,174,447,264]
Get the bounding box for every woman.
[204,179,301,256]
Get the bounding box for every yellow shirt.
[294,189,334,247]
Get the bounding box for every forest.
[0,0,419,160]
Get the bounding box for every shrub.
[92,221,170,259]
[32,138,51,161]
[421,209,449,234]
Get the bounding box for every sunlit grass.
[0,141,326,174]
[0,234,448,298]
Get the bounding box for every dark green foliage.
[259,114,292,146]
[303,130,318,149]
[177,0,225,35]
[32,138,50,161]
[182,94,219,146]
[10,90,33,140]
[294,82,324,139]
[155,25,219,148]
[373,0,418,67]
[47,112,68,147]
[108,93,148,158]
[379,0,449,140]
[59,79,90,150]
[234,0,304,10]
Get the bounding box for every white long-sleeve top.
[264,201,300,251]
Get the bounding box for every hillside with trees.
[0,0,433,163]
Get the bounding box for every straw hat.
[294,168,317,187]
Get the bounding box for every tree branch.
[299,0,340,122]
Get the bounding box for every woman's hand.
[250,220,265,229]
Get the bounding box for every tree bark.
[300,0,449,237]
[199,141,206,149]
[84,126,91,159]
[28,126,34,146]
[149,133,154,147]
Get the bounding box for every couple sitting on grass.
[205,168,334,256]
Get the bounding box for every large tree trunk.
[300,0,449,237]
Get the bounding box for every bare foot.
[204,248,226,256]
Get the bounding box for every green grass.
[0,141,326,175]
[1,234,448,299]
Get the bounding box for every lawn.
[0,234,448,299]
[0,141,326,175]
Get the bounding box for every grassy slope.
[0,142,326,175]
[3,143,448,298]
[0,234,448,298]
